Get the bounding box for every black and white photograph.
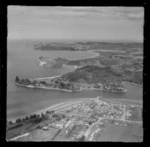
[6,6,143,142]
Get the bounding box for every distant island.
[34,43,76,51]
[15,65,127,93]
[34,42,143,51]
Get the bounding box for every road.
[84,117,103,138]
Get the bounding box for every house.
[43,126,49,130]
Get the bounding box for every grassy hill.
[60,65,123,84]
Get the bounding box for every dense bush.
[61,65,122,84]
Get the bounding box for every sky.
[8,6,144,42]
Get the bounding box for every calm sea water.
[7,39,143,121]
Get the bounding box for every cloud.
[8,6,143,42]
[8,6,144,20]
[8,31,24,39]
[126,12,144,19]
[50,10,87,16]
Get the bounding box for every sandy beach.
[30,75,61,80]
[9,95,142,123]
[15,82,73,92]
[24,96,143,117]
[9,98,84,122]
[35,98,91,115]
[38,50,100,69]
[62,64,78,69]
[68,50,100,60]
[13,98,93,122]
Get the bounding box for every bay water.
[7,39,143,121]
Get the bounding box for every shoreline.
[123,81,143,87]
[62,64,78,69]
[7,97,142,122]
[38,50,100,68]
[35,97,93,115]
[30,75,61,80]
[7,97,93,122]
[15,83,73,92]
[67,50,100,61]
[15,82,127,93]
[15,83,101,92]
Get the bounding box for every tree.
[55,80,59,84]
[40,81,46,85]
[62,114,65,119]
[56,116,61,121]
[36,114,40,119]
[8,121,13,125]
[88,121,92,125]
[15,76,20,83]
[29,114,37,120]
[16,118,22,124]
[23,79,31,85]
[21,118,26,123]
[32,80,37,86]
[46,110,54,115]
[60,82,65,88]
[41,113,45,119]
[21,79,26,84]
[26,79,31,85]
[25,116,29,121]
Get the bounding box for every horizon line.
[7,38,143,43]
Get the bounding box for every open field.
[95,123,143,142]
[15,128,59,141]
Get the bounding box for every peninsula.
[15,65,127,93]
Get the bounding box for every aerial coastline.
[7,96,143,142]
[7,96,142,123]
[9,42,143,141]
[8,42,143,142]
[7,6,143,142]
[15,65,128,93]
[36,42,143,86]
[37,50,100,68]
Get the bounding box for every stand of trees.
[15,76,20,83]
[15,76,48,86]
[15,76,31,85]
[7,112,50,131]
